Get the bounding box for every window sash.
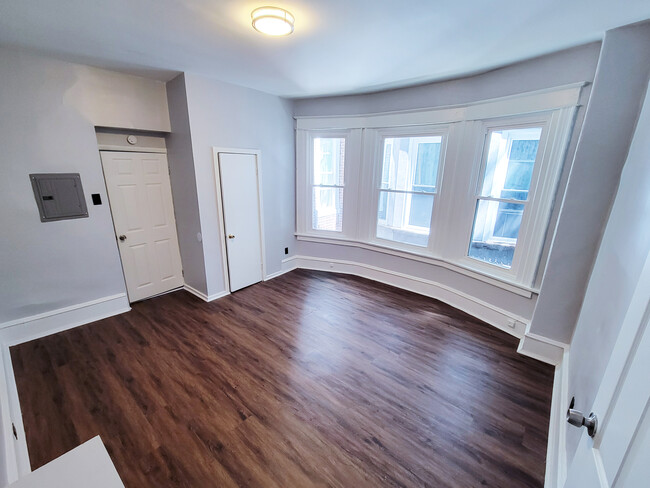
[376,188,436,196]
[370,128,447,252]
[466,123,545,271]
[472,196,528,244]
[299,131,355,236]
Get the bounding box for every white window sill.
[378,225,430,236]
[295,233,538,298]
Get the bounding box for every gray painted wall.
[292,43,601,325]
[565,77,650,466]
[0,47,171,485]
[165,74,208,295]
[293,43,601,116]
[182,73,296,297]
[532,22,650,344]
[0,47,170,325]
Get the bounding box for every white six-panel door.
[101,152,184,302]
[217,152,264,292]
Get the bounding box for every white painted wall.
[180,73,295,297]
[565,78,650,467]
[532,22,650,345]
[292,43,601,326]
[0,47,169,325]
[165,75,208,295]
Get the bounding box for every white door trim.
[212,147,267,293]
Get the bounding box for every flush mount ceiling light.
[251,6,294,36]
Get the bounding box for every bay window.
[295,85,581,289]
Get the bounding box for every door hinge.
[12,423,17,440]
[181,269,184,277]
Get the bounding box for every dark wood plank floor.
[11,270,554,487]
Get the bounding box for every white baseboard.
[264,264,296,281]
[517,328,568,365]
[544,349,569,488]
[0,294,131,348]
[284,255,529,338]
[0,293,131,484]
[183,284,229,302]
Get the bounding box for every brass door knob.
[119,235,127,241]
[228,234,235,239]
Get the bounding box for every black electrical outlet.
[284,247,289,255]
[91,193,102,205]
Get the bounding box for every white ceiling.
[1,0,649,98]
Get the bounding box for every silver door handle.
[567,409,598,437]
[228,234,235,239]
[118,235,127,242]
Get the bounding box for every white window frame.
[367,125,449,255]
[296,128,361,238]
[457,116,551,281]
[294,84,583,290]
[473,126,541,246]
[451,109,576,285]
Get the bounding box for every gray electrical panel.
[30,173,89,222]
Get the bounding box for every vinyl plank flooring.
[11,269,554,487]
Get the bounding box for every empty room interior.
[1,1,650,487]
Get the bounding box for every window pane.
[314,138,345,186]
[480,128,541,201]
[414,143,440,190]
[409,193,433,227]
[468,199,525,268]
[376,190,433,247]
[312,187,343,231]
[381,136,441,192]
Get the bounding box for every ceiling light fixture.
[251,6,294,36]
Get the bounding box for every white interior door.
[218,152,264,292]
[564,251,650,487]
[101,152,184,302]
